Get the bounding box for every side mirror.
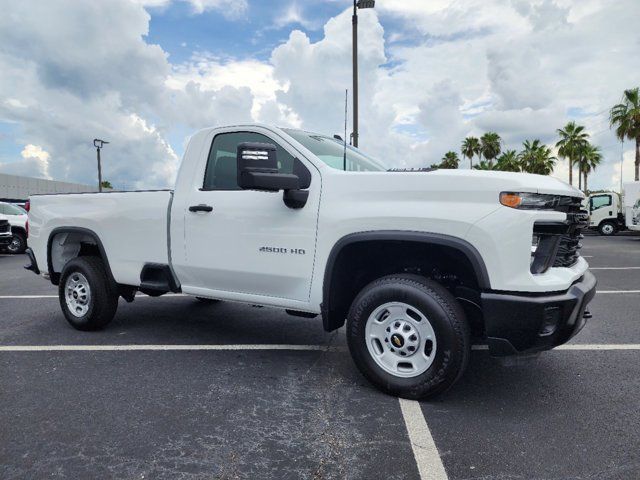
[237,142,299,192]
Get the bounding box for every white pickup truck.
[25,124,596,398]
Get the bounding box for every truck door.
[174,128,320,304]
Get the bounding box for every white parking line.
[0,293,186,299]
[597,290,640,294]
[472,344,640,351]
[399,398,448,480]
[590,267,640,270]
[0,344,347,352]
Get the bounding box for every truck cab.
[586,192,623,236]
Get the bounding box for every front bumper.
[0,233,12,247]
[481,270,597,356]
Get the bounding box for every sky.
[0,0,638,191]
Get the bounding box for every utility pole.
[93,139,109,192]
[351,0,375,148]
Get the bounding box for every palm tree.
[556,121,589,185]
[580,144,603,193]
[473,160,496,171]
[610,87,640,181]
[480,132,502,168]
[461,137,481,169]
[439,151,460,169]
[495,150,521,172]
[519,139,557,175]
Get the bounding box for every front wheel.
[598,221,617,236]
[347,274,470,399]
[58,256,119,331]
[6,231,26,254]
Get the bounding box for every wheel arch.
[47,227,115,286]
[321,231,490,332]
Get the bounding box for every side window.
[202,132,310,191]
[591,195,611,211]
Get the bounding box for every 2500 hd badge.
[259,246,306,255]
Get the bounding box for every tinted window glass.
[282,128,388,172]
[591,195,611,210]
[4,204,25,215]
[203,132,309,190]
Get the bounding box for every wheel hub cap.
[365,302,437,378]
[64,272,91,317]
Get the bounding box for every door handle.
[189,204,213,213]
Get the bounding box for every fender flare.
[321,230,491,331]
[47,226,116,286]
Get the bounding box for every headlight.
[500,192,562,210]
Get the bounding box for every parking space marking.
[0,294,186,299]
[597,290,640,294]
[590,267,640,270]
[472,344,640,351]
[0,344,347,352]
[399,398,448,480]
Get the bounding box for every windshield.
[3,203,26,215]
[282,128,388,172]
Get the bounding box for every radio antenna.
[343,89,348,171]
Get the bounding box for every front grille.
[553,213,588,268]
[0,220,10,234]
[531,197,587,274]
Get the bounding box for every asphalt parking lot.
[1,234,640,479]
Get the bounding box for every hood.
[424,170,584,198]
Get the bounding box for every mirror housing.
[237,142,299,192]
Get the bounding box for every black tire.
[58,256,118,331]
[6,231,26,254]
[195,297,220,304]
[598,221,617,236]
[347,274,470,399]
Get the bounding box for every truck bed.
[28,190,174,286]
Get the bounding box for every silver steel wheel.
[601,223,614,235]
[65,272,92,318]
[365,302,437,378]
[7,236,22,253]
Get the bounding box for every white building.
[0,173,99,203]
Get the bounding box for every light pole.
[93,139,109,192]
[352,0,375,148]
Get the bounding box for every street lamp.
[352,0,375,148]
[93,139,109,192]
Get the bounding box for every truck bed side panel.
[29,191,173,286]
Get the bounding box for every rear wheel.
[347,274,470,399]
[598,221,617,236]
[58,256,118,331]
[6,231,26,254]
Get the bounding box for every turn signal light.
[500,192,522,208]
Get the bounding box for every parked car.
[24,124,596,399]
[0,201,28,253]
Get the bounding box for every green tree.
[461,136,481,169]
[610,87,640,181]
[580,144,603,193]
[519,139,557,175]
[480,132,502,168]
[473,160,497,171]
[101,180,113,189]
[439,151,460,169]
[556,121,589,186]
[495,150,521,172]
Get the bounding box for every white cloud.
[133,0,247,18]
[0,0,639,193]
